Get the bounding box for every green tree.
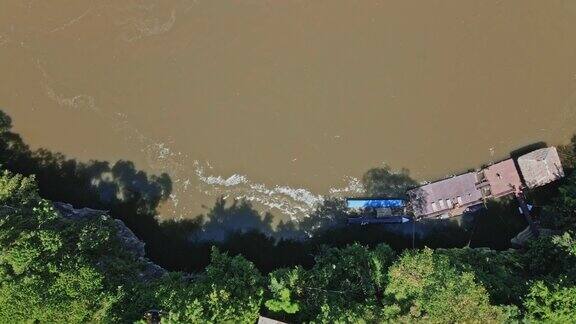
[524,281,576,323]
[557,135,576,171]
[542,172,576,232]
[0,111,11,133]
[437,247,526,305]
[0,170,39,207]
[265,268,301,314]
[0,190,122,321]
[385,248,508,323]
[166,248,264,323]
[265,243,397,323]
[524,233,576,285]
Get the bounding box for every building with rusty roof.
[478,158,523,198]
[396,147,565,219]
[408,172,483,218]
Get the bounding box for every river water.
[2,0,576,222]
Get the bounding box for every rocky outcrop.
[53,202,166,280]
[510,225,558,247]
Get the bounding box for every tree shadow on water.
[509,141,548,160]
[0,111,171,214]
[0,109,316,272]
[194,197,275,241]
[0,109,174,263]
[190,197,354,243]
[361,165,418,198]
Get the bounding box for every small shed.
[517,147,565,189]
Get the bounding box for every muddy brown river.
[2,0,576,222]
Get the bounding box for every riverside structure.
[347,147,565,220]
[408,146,564,219]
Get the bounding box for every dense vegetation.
[1,109,575,322]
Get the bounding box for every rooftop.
[517,147,565,188]
[482,159,522,198]
[409,172,483,217]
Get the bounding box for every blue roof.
[346,199,406,209]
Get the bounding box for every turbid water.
[2,0,576,222]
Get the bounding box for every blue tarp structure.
[346,198,406,209]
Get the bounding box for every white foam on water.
[199,173,249,187]
[169,193,179,208]
[194,164,324,217]
[96,110,368,220]
[329,176,364,195]
[49,5,95,34]
[138,139,367,219]
[30,33,343,221]
[0,34,10,47]
[115,3,177,42]
[275,187,320,204]
[27,2,369,222]
[155,143,172,160]
[36,59,99,112]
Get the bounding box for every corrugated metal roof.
[518,147,550,162]
[518,147,564,188]
[408,172,483,217]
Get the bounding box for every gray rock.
[53,202,106,221]
[111,218,146,258]
[53,202,167,280]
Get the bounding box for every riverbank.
[0,108,574,273]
